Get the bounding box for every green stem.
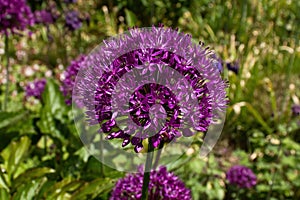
[4,35,9,111]
[153,142,164,169]
[141,140,154,200]
[99,133,105,178]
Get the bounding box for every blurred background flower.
[0,0,34,35]
[292,104,300,116]
[110,166,191,200]
[226,61,239,75]
[226,165,257,188]
[65,10,82,31]
[25,78,46,99]
[60,55,86,105]
[34,10,55,25]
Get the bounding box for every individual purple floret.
[61,55,86,105]
[226,165,257,188]
[0,0,34,35]
[65,10,82,31]
[25,79,46,100]
[292,104,300,116]
[110,166,191,200]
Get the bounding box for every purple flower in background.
[226,61,239,74]
[25,79,46,99]
[110,166,191,200]
[292,104,300,116]
[65,10,82,31]
[34,10,55,25]
[64,0,77,3]
[0,0,34,35]
[61,55,86,105]
[226,165,257,188]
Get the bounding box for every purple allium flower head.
[0,0,34,35]
[110,166,191,200]
[25,78,46,99]
[74,27,228,154]
[65,10,82,31]
[61,55,86,105]
[292,104,300,116]
[226,165,257,188]
[226,61,239,74]
[34,10,55,25]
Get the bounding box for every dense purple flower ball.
[226,165,257,188]
[34,10,55,25]
[75,27,228,153]
[0,0,34,35]
[61,55,86,105]
[25,79,46,99]
[292,104,300,116]
[110,166,191,200]
[65,10,82,31]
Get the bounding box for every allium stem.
[99,133,105,178]
[153,143,164,169]
[141,140,154,200]
[4,35,9,111]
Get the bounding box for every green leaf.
[12,167,55,189]
[70,178,116,200]
[12,178,47,200]
[0,188,9,200]
[37,79,68,141]
[0,111,27,129]
[0,131,19,151]
[124,9,137,27]
[43,178,83,200]
[43,178,73,200]
[1,136,31,180]
[41,79,67,122]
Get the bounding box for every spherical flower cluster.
[97,48,217,152]
[25,78,46,100]
[61,55,86,105]
[110,166,191,200]
[0,0,34,35]
[75,27,228,153]
[226,165,257,188]
[65,10,82,31]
